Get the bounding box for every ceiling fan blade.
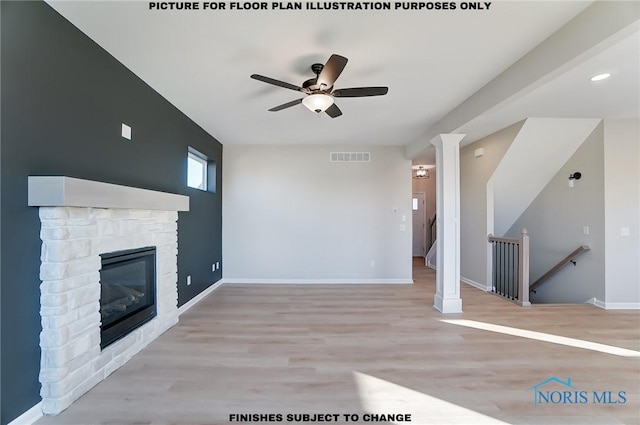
[251,74,304,92]
[268,98,303,112]
[325,103,343,118]
[332,87,389,97]
[317,54,348,89]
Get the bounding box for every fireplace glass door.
[100,246,156,348]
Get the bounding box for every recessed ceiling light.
[590,73,611,82]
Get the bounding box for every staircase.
[426,239,436,269]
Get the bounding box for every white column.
[431,134,465,313]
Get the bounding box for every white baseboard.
[603,302,640,310]
[7,402,42,425]
[178,279,223,316]
[179,276,415,313]
[461,276,490,291]
[223,278,414,284]
[585,298,639,310]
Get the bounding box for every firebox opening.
[100,246,157,349]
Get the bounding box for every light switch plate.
[121,123,131,140]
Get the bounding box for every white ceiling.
[47,1,639,164]
[456,27,640,144]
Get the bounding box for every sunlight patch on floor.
[440,319,640,357]
[353,371,511,425]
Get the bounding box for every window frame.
[187,149,208,191]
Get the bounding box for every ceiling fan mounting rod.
[303,62,331,92]
[311,63,324,75]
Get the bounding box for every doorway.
[412,192,426,257]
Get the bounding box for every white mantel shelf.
[28,176,189,211]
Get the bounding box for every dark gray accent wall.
[1,2,223,423]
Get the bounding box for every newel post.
[519,228,531,306]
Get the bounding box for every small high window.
[187,149,208,191]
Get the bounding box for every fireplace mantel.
[30,176,186,415]
[28,176,189,211]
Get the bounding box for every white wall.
[506,123,605,304]
[222,145,413,283]
[490,118,601,236]
[604,118,640,308]
[459,122,522,288]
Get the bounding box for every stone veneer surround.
[38,207,179,414]
[29,176,189,415]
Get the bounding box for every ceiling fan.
[250,54,388,118]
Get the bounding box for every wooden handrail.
[428,214,437,249]
[529,245,591,292]
[488,235,520,244]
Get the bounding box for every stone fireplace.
[29,176,189,415]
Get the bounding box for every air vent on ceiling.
[330,152,371,163]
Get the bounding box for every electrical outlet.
[212,263,215,272]
[186,275,191,286]
[583,226,589,235]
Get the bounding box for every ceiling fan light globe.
[302,94,334,114]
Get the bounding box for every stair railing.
[428,214,436,250]
[529,245,591,293]
[487,229,530,306]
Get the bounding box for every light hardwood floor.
[35,259,640,425]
